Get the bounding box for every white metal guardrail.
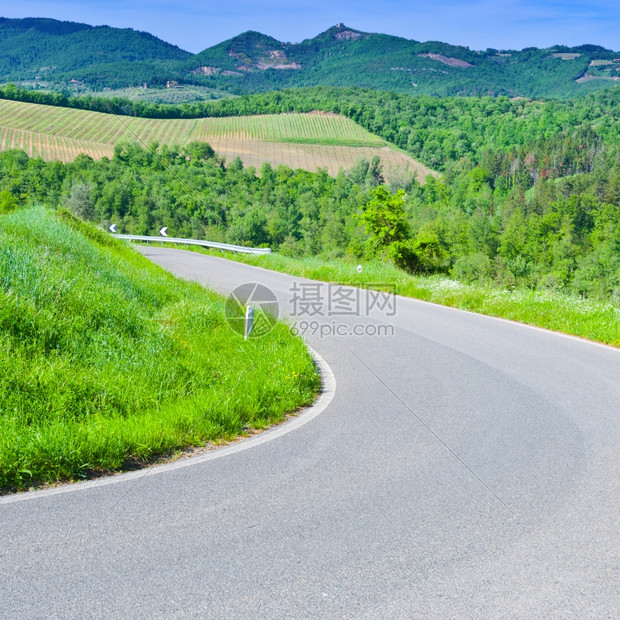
[112,234,272,255]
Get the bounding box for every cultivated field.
[0,99,436,182]
[0,125,112,161]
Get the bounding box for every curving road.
[1,247,619,618]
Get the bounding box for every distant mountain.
[0,17,190,87]
[2,18,620,98]
[187,25,620,98]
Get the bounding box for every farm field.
[0,99,436,181]
[0,125,112,161]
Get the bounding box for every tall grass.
[0,207,319,492]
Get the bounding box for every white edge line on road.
[0,347,335,505]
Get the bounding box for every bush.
[388,239,420,273]
[411,231,450,274]
[360,187,410,247]
[452,252,492,283]
[388,233,451,275]
[278,234,304,257]
[0,190,19,214]
[63,181,95,221]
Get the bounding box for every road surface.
[1,248,619,618]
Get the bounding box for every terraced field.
[0,99,436,182]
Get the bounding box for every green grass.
[173,247,620,347]
[0,207,320,492]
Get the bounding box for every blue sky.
[3,1,620,52]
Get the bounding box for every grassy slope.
[0,99,435,180]
[0,207,319,492]
[177,248,620,347]
[0,99,383,144]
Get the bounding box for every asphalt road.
[1,248,619,619]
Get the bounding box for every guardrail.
[112,234,272,255]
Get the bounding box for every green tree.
[360,187,410,248]
[64,181,95,221]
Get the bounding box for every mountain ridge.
[1,17,619,98]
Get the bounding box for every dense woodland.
[186,28,618,98]
[0,17,188,88]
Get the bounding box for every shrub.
[63,181,95,221]
[0,190,18,214]
[452,252,492,283]
[388,233,451,275]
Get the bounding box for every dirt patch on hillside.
[576,74,620,83]
[334,30,363,41]
[256,61,301,70]
[418,53,474,68]
[191,66,221,76]
[204,139,438,184]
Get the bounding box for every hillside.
[0,206,319,491]
[2,18,620,98]
[188,26,620,98]
[0,98,435,182]
[0,17,190,88]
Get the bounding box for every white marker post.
[244,306,255,341]
[109,224,117,233]
[357,265,363,273]
[160,227,168,237]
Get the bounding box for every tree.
[347,157,370,186]
[368,156,385,187]
[360,187,410,248]
[468,211,497,256]
[184,141,215,164]
[64,181,95,221]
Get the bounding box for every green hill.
[187,25,619,98]
[0,206,319,492]
[0,97,433,182]
[0,17,190,88]
[2,17,620,98]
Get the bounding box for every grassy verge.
[161,245,620,347]
[0,208,320,492]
